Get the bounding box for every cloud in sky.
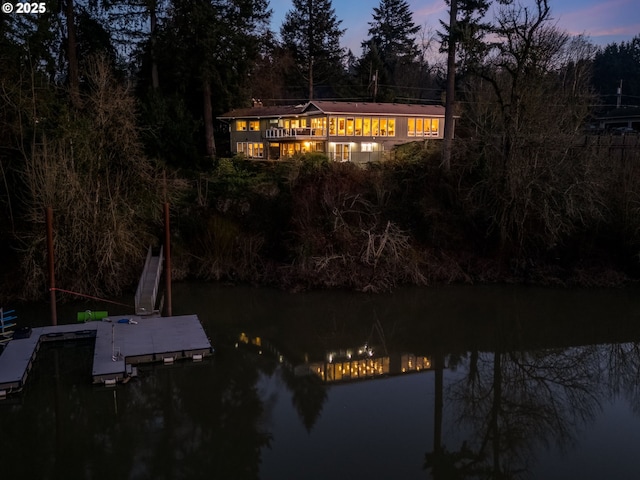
[552,0,640,43]
[268,0,640,53]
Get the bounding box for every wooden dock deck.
[0,315,212,397]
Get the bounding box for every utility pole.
[617,79,623,108]
[46,207,57,326]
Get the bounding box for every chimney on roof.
[251,98,263,107]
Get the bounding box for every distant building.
[217,100,455,163]
[594,107,640,132]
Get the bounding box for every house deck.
[0,315,212,397]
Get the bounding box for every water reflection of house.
[296,347,432,383]
[218,101,453,163]
[236,333,431,383]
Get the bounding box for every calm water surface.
[2,284,640,479]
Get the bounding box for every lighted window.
[379,118,387,136]
[355,118,362,135]
[329,117,337,135]
[311,117,326,134]
[332,143,351,162]
[248,120,259,131]
[236,142,263,158]
[363,118,371,136]
[236,120,247,131]
[346,118,354,136]
[430,118,439,135]
[361,142,374,152]
[338,117,346,136]
[372,118,379,136]
[387,118,395,136]
[408,117,440,137]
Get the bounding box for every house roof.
[597,107,640,120]
[218,101,447,120]
[218,104,306,119]
[307,101,446,117]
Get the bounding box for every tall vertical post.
[164,202,172,317]
[441,0,458,171]
[46,207,57,325]
[617,79,623,108]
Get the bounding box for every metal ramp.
[135,246,164,315]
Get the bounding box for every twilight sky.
[268,0,640,56]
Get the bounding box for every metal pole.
[46,207,57,325]
[164,202,172,317]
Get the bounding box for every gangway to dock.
[135,246,164,315]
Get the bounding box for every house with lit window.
[217,101,453,163]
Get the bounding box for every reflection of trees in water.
[0,346,273,480]
[279,366,328,432]
[605,342,640,416]
[427,346,604,479]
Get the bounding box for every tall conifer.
[280,0,345,100]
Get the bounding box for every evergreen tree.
[592,35,640,108]
[151,0,271,160]
[439,0,491,169]
[280,0,345,100]
[367,0,419,63]
[358,0,422,101]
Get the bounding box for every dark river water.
[2,283,640,479]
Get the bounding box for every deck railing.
[264,127,326,139]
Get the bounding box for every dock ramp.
[135,246,163,315]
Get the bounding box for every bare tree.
[459,0,604,254]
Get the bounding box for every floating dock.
[0,314,213,397]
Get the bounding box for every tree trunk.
[65,0,80,108]
[150,0,159,89]
[308,56,314,100]
[441,0,457,171]
[203,78,216,158]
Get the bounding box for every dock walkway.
[0,315,212,397]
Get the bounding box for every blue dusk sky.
[267,0,640,55]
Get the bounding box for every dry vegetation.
[10,57,169,300]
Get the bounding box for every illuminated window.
[361,142,374,152]
[311,117,326,135]
[248,120,259,131]
[236,120,247,131]
[430,118,439,135]
[372,118,379,136]
[338,117,346,136]
[408,117,440,137]
[355,118,362,135]
[237,142,264,158]
[363,118,371,136]
[332,143,351,162]
[329,117,337,135]
[380,118,387,136]
[387,118,395,136]
[346,118,355,136]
